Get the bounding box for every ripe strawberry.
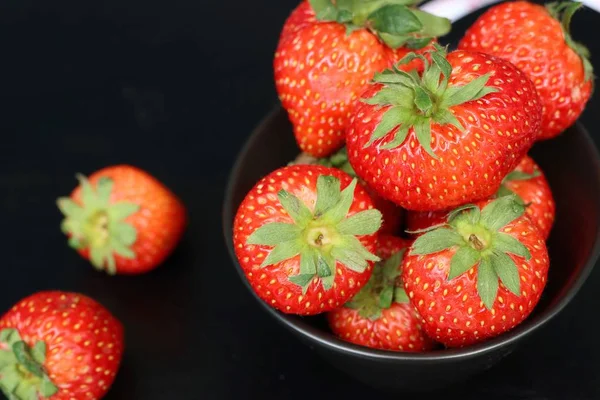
[497,155,555,239]
[346,45,542,211]
[233,164,383,315]
[0,291,124,400]
[402,196,550,347]
[57,165,187,275]
[458,1,593,140]
[328,235,434,352]
[406,155,556,239]
[291,147,404,235]
[275,0,451,157]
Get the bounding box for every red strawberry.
[401,196,550,347]
[292,147,404,235]
[233,164,384,315]
[328,235,434,352]
[57,165,187,275]
[0,291,124,399]
[497,155,555,239]
[346,45,542,211]
[458,1,593,140]
[275,0,451,157]
[406,155,556,239]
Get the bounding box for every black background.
[1,0,599,399]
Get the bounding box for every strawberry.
[458,1,593,140]
[57,165,187,275]
[0,291,124,400]
[406,155,556,240]
[328,235,434,352]
[401,196,550,347]
[291,147,404,235]
[497,155,555,239]
[274,0,451,157]
[346,45,542,211]
[233,164,383,315]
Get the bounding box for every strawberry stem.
[246,175,382,294]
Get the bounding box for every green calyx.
[345,249,409,320]
[362,44,498,158]
[246,175,383,293]
[495,169,541,204]
[0,329,58,400]
[308,0,451,49]
[411,196,531,310]
[57,174,141,275]
[546,1,594,82]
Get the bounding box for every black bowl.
[222,106,600,392]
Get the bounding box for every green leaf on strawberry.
[363,44,499,158]
[0,329,58,399]
[345,248,408,320]
[411,196,531,310]
[57,174,141,275]
[247,175,382,293]
[308,0,450,49]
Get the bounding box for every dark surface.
[1,0,600,399]
[223,108,600,393]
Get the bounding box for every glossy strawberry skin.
[328,235,434,352]
[274,1,431,157]
[71,165,187,274]
[458,1,592,140]
[504,156,555,239]
[233,165,379,315]
[328,302,434,352]
[0,291,124,400]
[402,203,549,347]
[406,155,556,240]
[347,50,541,211]
[367,186,403,236]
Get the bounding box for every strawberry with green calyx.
[406,155,556,240]
[234,165,383,315]
[0,329,57,399]
[0,291,124,400]
[328,235,434,351]
[292,147,404,235]
[346,44,542,211]
[57,165,187,275]
[459,1,593,140]
[402,196,549,347]
[275,0,451,157]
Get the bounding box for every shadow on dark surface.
[0,0,599,399]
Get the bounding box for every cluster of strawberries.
[233,0,593,352]
[0,166,187,399]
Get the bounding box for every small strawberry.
[0,291,124,400]
[402,196,550,347]
[275,0,451,156]
[57,165,187,275]
[233,164,383,315]
[291,147,404,235]
[406,155,556,240]
[328,235,434,352]
[458,1,593,140]
[346,45,542,211]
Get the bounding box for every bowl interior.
[223,106,600,360]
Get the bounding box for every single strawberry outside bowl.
[223,106,600,392]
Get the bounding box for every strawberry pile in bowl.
[224,0,600,391]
